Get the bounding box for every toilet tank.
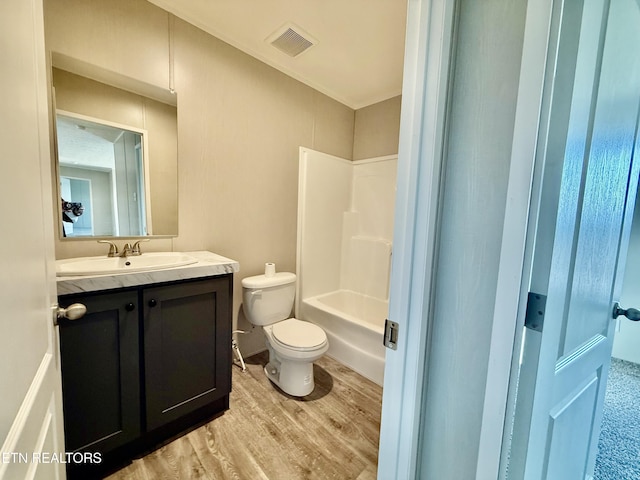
[241,272,296,326]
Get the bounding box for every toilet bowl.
[242,268,328,396]
[263,319,329,396]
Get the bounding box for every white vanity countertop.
[57,251,239,296]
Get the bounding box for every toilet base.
[265,348,315,397]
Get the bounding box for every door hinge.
[524,291,546,332]
[384,319,399,350]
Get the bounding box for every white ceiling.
[147,0,408,110]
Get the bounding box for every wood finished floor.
[106,352,382,480]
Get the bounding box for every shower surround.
[296,147,397,385]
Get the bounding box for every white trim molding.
[0,354,65,480]
[377,0,457,477]
[475,0,556,478]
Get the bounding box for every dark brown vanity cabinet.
[143,277,232,430]
[58,290,141,456]
[57,274,232,478]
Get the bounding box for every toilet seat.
[271,318,327,351]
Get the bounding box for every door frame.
[477,0,558,477]
[377,0,457,477]
[379,0,558,477]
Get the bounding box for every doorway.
[593,183,640,479]
[502,0,640,477]
[60,176,94,236]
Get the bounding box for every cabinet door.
[58,290,140,454]
[143,276,232,430]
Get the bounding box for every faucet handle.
[97,240,119,257]
[132,239,150,255]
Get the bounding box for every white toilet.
[242,268,328,396]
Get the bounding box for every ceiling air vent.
[267,24,316,58]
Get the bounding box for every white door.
[509,0,640,478]
[0,0,66,478]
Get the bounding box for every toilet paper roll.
[265,263,276,277]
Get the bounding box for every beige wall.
[45,0,399,354]
[353,95,401,160]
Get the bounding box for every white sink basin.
[56,252,198,277]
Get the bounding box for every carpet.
[594,358,640,480]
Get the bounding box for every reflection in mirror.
[57,112,149,237]
[52,66,178,239]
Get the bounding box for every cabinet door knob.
[148,299,157,308]
[125,303,136,312]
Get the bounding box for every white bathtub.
[300,289,387,385]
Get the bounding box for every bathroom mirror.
[57,112,150,237]
[53,65,178,238]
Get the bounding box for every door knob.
[56,303,87,321]
[612,302,640,321]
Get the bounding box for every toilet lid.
[271,318,327,350]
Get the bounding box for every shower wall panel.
[297,147,352,301]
